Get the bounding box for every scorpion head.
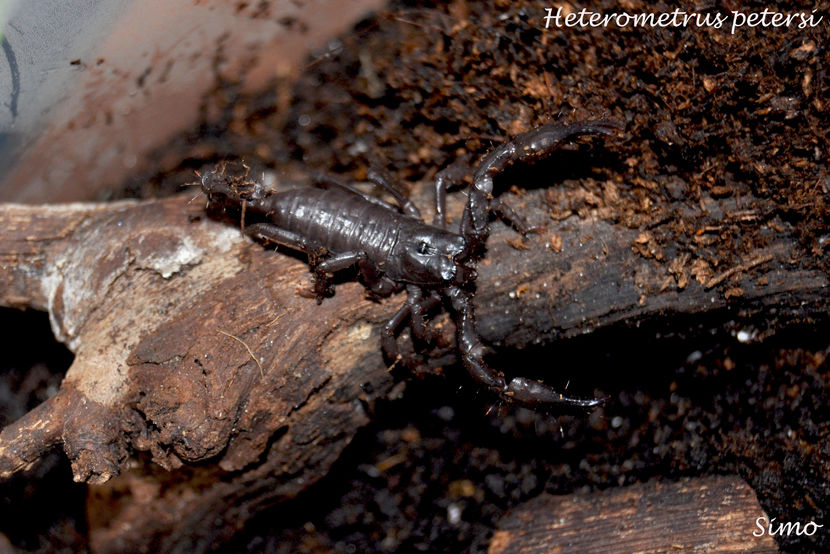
[395,227,474,286]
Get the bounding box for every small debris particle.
[737,329,753,343]
[447,503,462,526]
[448,479,477,498]
[507,236,530,250]
[691,258,714,286]
[724,287,744,299]
[631,231,663,260]
[436,406,455,421]
[548,233,563,253]
[375,453,407,473]
[704,254,773,290]
[668,253,691,289]
[400,426,421,443]
[702,76,717,92]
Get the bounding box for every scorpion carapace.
[201,121,618,410]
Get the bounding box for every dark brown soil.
[1,0,828,551]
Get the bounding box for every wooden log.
[0,178,825,550]
[489,475,778,553]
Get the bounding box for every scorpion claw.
[504,377,605,411]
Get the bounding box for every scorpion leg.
[405,285,441,341]
[446,285,604,410]
[488,198,544,236]
[245,222,318,252]
[314,251,368,302]
[247,222,361,303]
[406,286,429,340]
[358,258,400,298]
[358,258,401,299]
[315,173,400,212]
[432,160,469,228]
[463,121,620,250]
[366,168,421,218]
[381,286,442,367]
[381,301,411,365]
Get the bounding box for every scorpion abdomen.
[269,187,405,262]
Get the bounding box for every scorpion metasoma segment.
[201,121,618,410]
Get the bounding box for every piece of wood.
[1,194,393,551]
[0,182,825,550]
[490,475,778,553]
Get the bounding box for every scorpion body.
[201,121,617,410]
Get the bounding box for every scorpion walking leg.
[432,160,469,228]
[358,258,400,298]
[405,285,441,341]
[315,173,401,212]
[381,301,411,365]
[446,286,604,410]
[367,168,421,218]
[489,198,544,236]
[381,286,443,367]
[245,222,318,252]
[247,222,364,303]
[314,251,368,301]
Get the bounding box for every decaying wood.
[489,475,778,553]
[0,184,826,550]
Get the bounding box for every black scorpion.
[201,121,617,410]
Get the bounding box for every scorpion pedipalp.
[461,120,621,254]
[446,285,601,411]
